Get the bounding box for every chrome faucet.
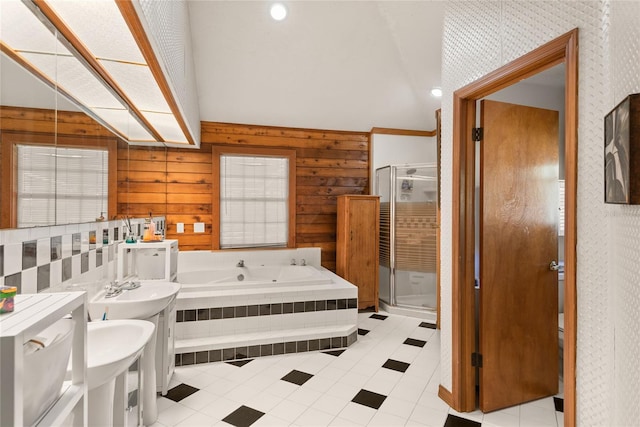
[237,259,245,267]
[290,259,297,266]
[104,281,122,298]
[301,259,306,266]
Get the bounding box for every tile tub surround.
[175,248,359,364]
[0,217,160,293]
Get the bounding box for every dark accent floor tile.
[419,321,437,329]
[404,338,427,348]
[222,405,265,427]
[281,369,314,386]
[165,383,199,402]
[351,389,386,410]
[554,396,564,412]
[370,313,388,320]
[323,349,346,357]
[382,359,410,373]
[358,328,370,336]
[444,414,482,427]
[227,359,252,367]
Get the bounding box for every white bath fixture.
[74,319,155,426]
[88,281,181,321]
[88,281,180,425]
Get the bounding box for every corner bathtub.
[174,261,358,366]
[177,265,332,291]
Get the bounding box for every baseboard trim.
[438,385,454,407]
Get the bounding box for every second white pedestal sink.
[88,281,181,322]
[88,281,181,425]
[69,319,155,426]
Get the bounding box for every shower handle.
[549,260,561,271]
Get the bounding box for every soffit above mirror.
[0,0,200,148]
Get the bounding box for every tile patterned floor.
[152,311,564,426]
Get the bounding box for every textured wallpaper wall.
[440,1,640,425]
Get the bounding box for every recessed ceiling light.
[431,87,443,98]
[270,3,287,21]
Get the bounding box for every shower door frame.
[376,163,438,311]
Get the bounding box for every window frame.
[1,132,118,229]
[212,146,296,250]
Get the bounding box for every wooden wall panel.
[115,121,369,267]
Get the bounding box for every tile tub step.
[176,323,357,354]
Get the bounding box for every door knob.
[549,261,560,271]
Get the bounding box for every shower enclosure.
[376,164,438,320]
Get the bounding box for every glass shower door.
[376,166,392,305]
[393,165,438,310]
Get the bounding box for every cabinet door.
[348,199,378,306]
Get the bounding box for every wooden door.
[479,100,559,412]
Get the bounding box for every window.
[17,145,108,227]
[213,147,296,249]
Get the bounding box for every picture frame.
[604,93,640,204]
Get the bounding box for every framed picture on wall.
[604,93,640,204]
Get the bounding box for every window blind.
[219,155,288,248]
[17,145,108,227]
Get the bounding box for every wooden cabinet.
[336,195,380,311]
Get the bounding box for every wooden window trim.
[1,132,118,229]
[211,146,297,250]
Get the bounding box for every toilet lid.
[558,313,564,332]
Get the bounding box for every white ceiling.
[187,1,445,132]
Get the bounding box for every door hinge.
[472,127,483,142]
[471,352,483,368]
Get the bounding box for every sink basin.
[87,281,181,425]
[89,281,181,321]
[79,319,155,389]
[66,319,155,426]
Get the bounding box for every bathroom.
[3,1,640,427]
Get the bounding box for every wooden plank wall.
[117,122,370,270]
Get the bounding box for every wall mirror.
[0,2,168,229]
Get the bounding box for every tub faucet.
[290,259,297,266]
[237,259,245,267]
[301,259,306,266]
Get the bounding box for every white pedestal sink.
[71,320,155,427]
[88,281,181,425]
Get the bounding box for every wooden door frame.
[445,28,578,425]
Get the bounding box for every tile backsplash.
[0,217,165,295]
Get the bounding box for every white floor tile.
[407,407,448,427]
[336,402,377,426]
[520,402,558,426]
[482,410,520,427]
[367,410,408,426]
[269,399,309,423]
[179,389,219,411]
[198,396,242,420]
[294,407,336,426]
[303,375,338,393]
[311,393,351,417]
[252,413,293,426]
[244,391,286,413]
[267,379,300,399]
[378,395,416,418]
[203,377,241,396]
[157,403,197,426]
[287,386,323,407]
[174,411,218,427]
[415,391,451,413]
